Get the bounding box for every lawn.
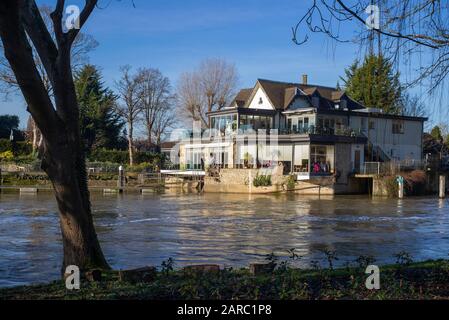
[2,259,449,300]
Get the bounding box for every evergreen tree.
[75,65,124,152]
[430,126,443,142]
[0,115,19,139]
[341,55,402,114]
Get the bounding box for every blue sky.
[0,0,440,130]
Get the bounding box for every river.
[1,192,449,287]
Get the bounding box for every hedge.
[89,148,165,166]
[0,139,33,156]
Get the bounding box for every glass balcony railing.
[232,125,363,137]
[280,125,363,137]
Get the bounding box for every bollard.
[440,175,446,199]
[398,181,404,199]
[396,175,404,199]
[118,165,125,190]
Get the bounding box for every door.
[354,150,361,173]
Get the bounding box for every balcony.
[280,125,363,137]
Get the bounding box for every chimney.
[302,74,308,85]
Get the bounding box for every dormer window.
[258,97,263,105]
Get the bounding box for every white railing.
[359,160,426,176]
[360,162,381,175]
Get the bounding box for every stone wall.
[204,168,288,194]
[372,177,392,197]
[204,168,337,195]
[292,177,335,195]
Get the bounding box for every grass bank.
[1,259,449,300]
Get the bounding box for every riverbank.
[1,259,449,300]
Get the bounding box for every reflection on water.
[1,192,449,287]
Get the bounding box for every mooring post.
[439,175,446,199]
[118,165,125,191]
[397,175,404,199]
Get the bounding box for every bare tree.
[115,65,143,166]
[0,4,98,95]
[152,98,177,146]
[0,0,109,272]
[138,68,173,146]
[292,1,449,95]
[400,93,427,118]
[177,58,238,128]
[0,4,98,153]
[26,117,43,152]
[178,71,207,126]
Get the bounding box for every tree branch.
[335,0,441,49]
[67,0,98,45]
[0,0,60,140]
[50,0,65,48]
[20,0,59,86]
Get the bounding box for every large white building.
[177,77,427,185]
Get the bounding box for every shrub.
[0,139,32,156]
[135,152,164,165]
[404,170,427,196]
[0,139,11,152]
[286,175,296,190]
[86,161,121,173]
[126,162,154,173]
[0,150,13,161]
[89,148,166,167]
[384,170,427,197]
[89,148,128,164]
[384,175,399,197]
[253,174,272,187]
[16,142,32,156]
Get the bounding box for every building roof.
[219,78,426,122]
[239,78,358,111]
[160,141,177,150]
[230,88,253,108]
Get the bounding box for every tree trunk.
[41,130,109,272]
[32,121,38,151]
[38,133,43,149]
[146,122,152,147]
[0,0,109,273]
[128,121,134,166]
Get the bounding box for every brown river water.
[1,192,449,287]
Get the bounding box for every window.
[304,117,309,129]
[211,114,237,135]
[298,119,303,131]
[310,145,334,174]
[369,120,375,130]
[259,97,263,105]
[392,121,404,134]
[361,118,367,131]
